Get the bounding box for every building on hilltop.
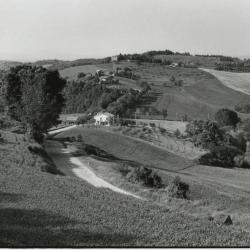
[94,112,114,126]
[111,55,118,62]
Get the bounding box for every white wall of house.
[94,112,114,126]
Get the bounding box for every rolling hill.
[59,61,250,120]
[55,127,192,172]
[3,130,250,246]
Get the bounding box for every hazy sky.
[0,0,250,61]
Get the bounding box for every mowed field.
[200,68,250,96]
[55,127,250,195]
[60,62,250,120]
[55,127,192,172]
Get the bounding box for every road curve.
[45,140,143,200]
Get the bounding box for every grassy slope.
[2,132,250,246]
[134,63,250,119]
[201,68,250,95]
[59,62,250,120]
[55,127,192,172]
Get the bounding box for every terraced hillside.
[60,62,250,120]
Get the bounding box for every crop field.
[200,68,250,96]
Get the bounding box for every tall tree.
[3,65,66,141]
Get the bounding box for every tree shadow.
[0,192,25,203]
[0,193,135,247]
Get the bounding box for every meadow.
[55,127,192,172]
[2,129,250,246]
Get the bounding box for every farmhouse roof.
[94,112,114,118]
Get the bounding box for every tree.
[214,108,240,128]
[162,108,168,119]
[77,72,86,79]
[3,65,66,141]
[186,120,226,149]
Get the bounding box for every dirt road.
[45,140,143,199]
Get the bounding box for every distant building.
[170,62,178,67]
[111,55,118,62]
[60,114,80,125]
[94,112,114,126]
[99,75,113,84]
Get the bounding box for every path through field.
[45,140,143,200]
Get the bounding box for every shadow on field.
[54,138,139,166]
[0,192,135,247]
[0,192,26,203]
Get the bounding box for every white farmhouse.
[94,112,114,126]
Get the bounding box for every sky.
[0,0,250,62]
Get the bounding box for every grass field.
[3,131,250,246]
[60,62,250,120]
[55,127,192,172]
[52,127,250,234]
[200,68,250,96]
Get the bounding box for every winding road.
[45,138,143,200]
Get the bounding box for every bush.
[77,134,83,142]
[234,155,250,168]
[174,129,181,137]
[77,72,86,79]
[186,120,225,149]
[214,108,240,128]
[167,176,189,199]
[125,165,163,188]
[199,145,243,168]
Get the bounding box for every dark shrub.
[199,145,243,168]
[125,165,163,188]
[214,108,240,128]
[77,72,86,79]
[234,155,250,168]
[159,127,166,133]
[77,134,83,142]
[71,136,76,142]
[119,163,131,176]
[186,120,225,149]
[174,129,181,137]
[168,176,189,199]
